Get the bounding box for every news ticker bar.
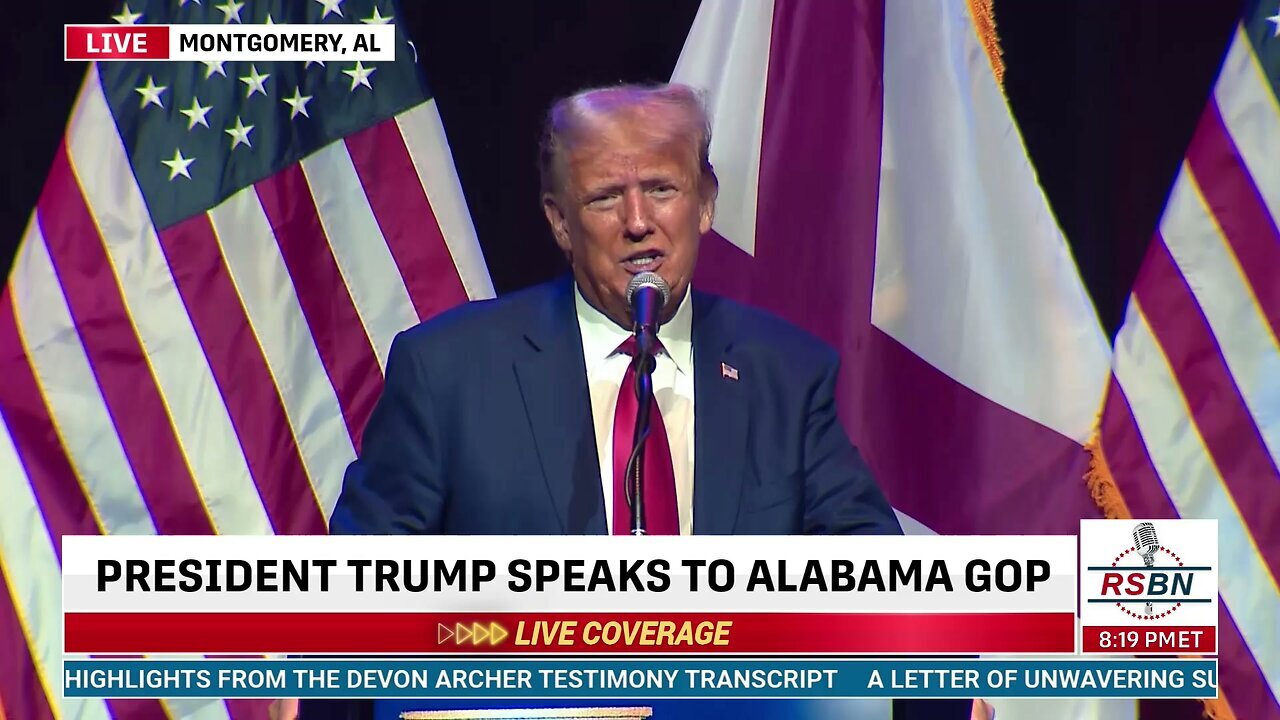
[63,612,1076,655]
[62,658,1219,699]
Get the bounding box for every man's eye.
[586,194,618,209]
[649,185,678,198]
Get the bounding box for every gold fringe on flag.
[965,0,1005,87]
[1084,434,1236,720]
[1084,434,1132,520]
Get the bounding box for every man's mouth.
[622,251,664,273]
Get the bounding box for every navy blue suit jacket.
[302,280,966,718]
[329,276,899,536]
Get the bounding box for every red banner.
[1081,625,1217,654]
[65,26,170,61]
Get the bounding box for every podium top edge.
[401,709,654,719]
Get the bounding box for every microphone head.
[626,272,671,309]
[1133,522,1159,554]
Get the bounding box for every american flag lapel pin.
[721,362,739,381]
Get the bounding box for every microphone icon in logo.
[1133,522,1160,616]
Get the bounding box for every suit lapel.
[513,278,607,534]
[692,292,747,535]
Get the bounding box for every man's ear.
[542,193,572,255]
[698,168,719,235]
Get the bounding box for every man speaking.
[294,84,975,720]
[328,83,900,538]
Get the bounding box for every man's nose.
[621,188,654,240]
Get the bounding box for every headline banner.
[62,535,1078,655]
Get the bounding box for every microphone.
[1133,522,1159,616]
[627,272,670,337]
[623,272,670,536]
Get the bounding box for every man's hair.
[537,83,715,197]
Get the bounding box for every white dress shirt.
[575,285,695,535]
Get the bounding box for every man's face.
[543,113,715,328]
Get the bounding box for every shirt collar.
[574,282,694,376]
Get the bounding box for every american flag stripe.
[0,300,93,720]
[1111,351,1280,717]
[157,213,327,534]
[206,188,358,512]
[1188,104,1280,338]
[206,187,357,515]
[10,227,157,536]
[1112,301,1280,710]
[0,661,16,720]
[1217,26,1280,227]
[1130,250,1280,602]
[255,164,384,447]
[2,285,191,720]
[1170,523,1276,715]
[1098,384,1270,719]
[1164,170,1280,474]
[40,145,221,536]
[300,139,417,369]
[5,256,203,717]
[345,118,471,318]
[68,71,271,536]
[0,532,57,720]
[0,420,114,720]
[1217,606,1275,720]
[0,291,105,556]
[1136,237,1280,582]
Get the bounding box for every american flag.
[0,1,493,718]
[719,362,737,381]
[1092,1,1280,717]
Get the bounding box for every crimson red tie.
[612,337,680,535]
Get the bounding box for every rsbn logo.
[1094,522,1207,620]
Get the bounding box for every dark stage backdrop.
[0,1,1243,339]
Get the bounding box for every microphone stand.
[626,327,659,536]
